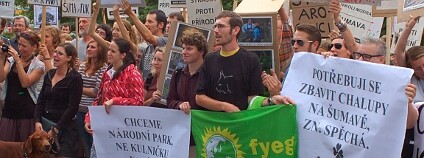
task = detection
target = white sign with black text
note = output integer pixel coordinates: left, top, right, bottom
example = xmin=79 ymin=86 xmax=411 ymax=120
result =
xmin=390 ymin=16 xmax=424 ymax=53
xmin=186 ymin=0 xmax=222 ymax=30
xmin=159 ymin=0 xmax=181 ymax=17
xmin=106 ymin=7 xmax=138 ymax=20
xmin=282 ymin=53 xmax=413 ymax=158
xmin=0 ymin=0 xmax=14 ymax=18
xmin=62 ymin=0 xmax=91 ymax=17
xmin=28 ymin=0 xmax=60 ymax=6
xmin=340 ymin=3 xmax=384 ymax=43
xmin=88 ymin=106 xmax=190 ymax=158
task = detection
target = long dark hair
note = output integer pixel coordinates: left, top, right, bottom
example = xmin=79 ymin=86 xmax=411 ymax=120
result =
xmin=111 ymin=37 xmax=135 ymax=80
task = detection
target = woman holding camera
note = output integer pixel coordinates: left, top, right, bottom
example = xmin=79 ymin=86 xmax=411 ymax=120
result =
xmin=0 ymin=31 xmax=45 ymax=141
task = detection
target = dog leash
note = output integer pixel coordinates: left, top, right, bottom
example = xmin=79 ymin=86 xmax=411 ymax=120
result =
xmin=22 ymin=141 xmax=29 ymax=158
xmin=50 ymin=126 xmax=61 ymax=154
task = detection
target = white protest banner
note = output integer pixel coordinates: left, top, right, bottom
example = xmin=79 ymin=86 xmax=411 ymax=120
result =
xmin=159 ymin=0 xmax=181 ymax=17
xmin=28 ymin=0 xmax=60 ymax=6
xmin=62 ymin=0 xmax=91 ymax=17
xmin=390 ymin=16 xmax=424 ymax=53
xmin=186 ymin=0 xmax=222 ymax=29
xmin=282 ymin=53 xmax=413 ymax=157
xmin=106 ymin=7 xmax=138 ymax=20
xmin=0 ymin=0 xmax=14 ymax=18
xmin=292 ymin=1 xmax=334 ymax=38
xmin=100 ymin=0 xmax=145 ymax=8
xmin=340 ymin=3 xmax=384 ymax=43
xmin=88 ymin=106 xmax=190 ymax=158
xmin=34 ymin=5 xmax=58 ymax=28
xmin=291 ymin=0 xmax=381 ymax=6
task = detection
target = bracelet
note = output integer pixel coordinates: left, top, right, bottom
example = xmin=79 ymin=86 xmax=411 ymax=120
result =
xmin=44 ymin=57 xmax=51 ymax=60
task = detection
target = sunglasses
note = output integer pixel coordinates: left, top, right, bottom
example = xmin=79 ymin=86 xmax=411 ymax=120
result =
xmin=290 ymin=39 xmax=314 ymax=46
xmin=328 ymin=43 xmax=343 ymax=50
xmin=352 ymin=52 xmax=382 ymax=61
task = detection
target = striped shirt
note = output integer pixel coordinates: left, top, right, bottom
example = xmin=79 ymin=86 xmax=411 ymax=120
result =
xmin=78 ymin=62 xmax=108 ymax=111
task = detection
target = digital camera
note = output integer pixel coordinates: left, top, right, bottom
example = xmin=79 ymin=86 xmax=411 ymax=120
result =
xmin=1 ymin=45 xmax=8 ymax=53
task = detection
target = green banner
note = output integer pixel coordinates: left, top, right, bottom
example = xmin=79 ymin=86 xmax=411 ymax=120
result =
xmin=192 ymin=105 xmax=297 ymax=158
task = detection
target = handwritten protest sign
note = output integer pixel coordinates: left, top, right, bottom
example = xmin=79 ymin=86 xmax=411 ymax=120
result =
xmin=88 ymin=106 xmax=190 ymax=158
xmin=62 ymin=0 xmax=91 ymax=17
xmin=282 ymin=53 xmax=413 ymax=157
xmin=340 ymin=3 xmax=383 ymax=43
xmin=291 ymin=0 xmax=381 ymax=6
xmin=158 ymin=0 xmax=180 ymax=17
xmin=186 ymin=0 xmax=222 ymax=29
xmin=99 ymin=0 xmax=145 ymax=8
xmin=0 ymin=0 xmax=14 ymax=18
xmin=28 ymin=0 xmax=60 ymax=6
xmin=34 ymin=5 xmax=58 ymax=28
xmin=292 ymin=1 xmax=334 ymax=38
xmin=390 ymin=16 xmax=424 ymax=53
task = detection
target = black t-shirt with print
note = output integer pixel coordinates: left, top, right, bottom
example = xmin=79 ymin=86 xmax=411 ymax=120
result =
xmin=196 ymin=48 xmax=264 ymax=110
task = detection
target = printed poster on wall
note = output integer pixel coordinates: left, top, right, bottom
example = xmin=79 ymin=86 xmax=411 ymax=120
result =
xmin=0 ymin=0 xmax=14 ymax=18
xmin=34 ymin=5 xmax=58 ymax=28
xmin=282 ymin=53 xmax=413 ymax=158
xmin=88 ymin=106 xmax=190 ymax=158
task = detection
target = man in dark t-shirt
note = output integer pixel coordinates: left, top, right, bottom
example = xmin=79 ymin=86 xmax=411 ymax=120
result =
xmin=196 ymin=11 xmax=267 ymax=112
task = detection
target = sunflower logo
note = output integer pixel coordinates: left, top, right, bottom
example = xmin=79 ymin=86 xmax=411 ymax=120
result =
xmin=201 ymin=126 xmax=245 ymax=158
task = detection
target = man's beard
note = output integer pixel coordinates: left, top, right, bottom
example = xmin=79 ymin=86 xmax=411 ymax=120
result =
xmin=79 ymin=29 xmax=87 ymax=36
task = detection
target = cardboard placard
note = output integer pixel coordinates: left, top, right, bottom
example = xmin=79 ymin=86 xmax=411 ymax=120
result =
xmin=61 ymin=0 xmax=91 ymax=17
xmin=186 ymin=0 xmax=222 ymax=30
xmin=99 ymin=0 xmax=145 ymax=8
xmin=291 ymin=0 xmax=382 ymax=6
xmin=234 ymin=0 xmax=285 ymax=15
xmin=292 ymin=1 xmax=334 ymax=38
xmin=106 ymin=7 xmax=138 ymax=20
xmin=397 ymin=0 xmax=424 ymax=22
xmin=158 ymin=0 xmax=181 ymax=16
xmin=28 ymin=0 xmax=60 ymax=6
xmin=0 ymin=0 xmax=14 ymax=18
xmin=371 ymin=0 xmax=397 ymax=17
xmin=34 ymin=5 xmax=58 ymax=28
xmin=157 ymin=21 xmax=215 ymax=105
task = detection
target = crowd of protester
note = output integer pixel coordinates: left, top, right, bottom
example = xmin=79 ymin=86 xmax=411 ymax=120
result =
xmin=0 ymin=0 xmax=421 ymax=157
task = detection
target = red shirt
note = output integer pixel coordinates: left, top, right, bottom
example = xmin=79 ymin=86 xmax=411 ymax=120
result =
xmin=85 ymin=64 xmax=144 ymax=123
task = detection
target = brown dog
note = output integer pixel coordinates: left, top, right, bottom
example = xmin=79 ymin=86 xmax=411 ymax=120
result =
xmin=0 ymin=130 xmax=52 ymax=158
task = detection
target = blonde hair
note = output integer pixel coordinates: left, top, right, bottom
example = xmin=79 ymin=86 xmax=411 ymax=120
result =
xmin=45 ymin=26 xmax=62 ymax=47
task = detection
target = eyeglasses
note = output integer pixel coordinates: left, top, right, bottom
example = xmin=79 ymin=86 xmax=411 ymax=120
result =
xmin=291 ymin=39 xmax=313 ymax=47
xmin=328 ymin=43 xmax=343 ymax=50
xmin=352 ymin=52 xmax=382 ymax=61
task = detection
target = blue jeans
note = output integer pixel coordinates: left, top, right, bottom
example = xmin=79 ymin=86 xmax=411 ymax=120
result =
xmin=76 ymin=112 xmax=93 ymax=158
